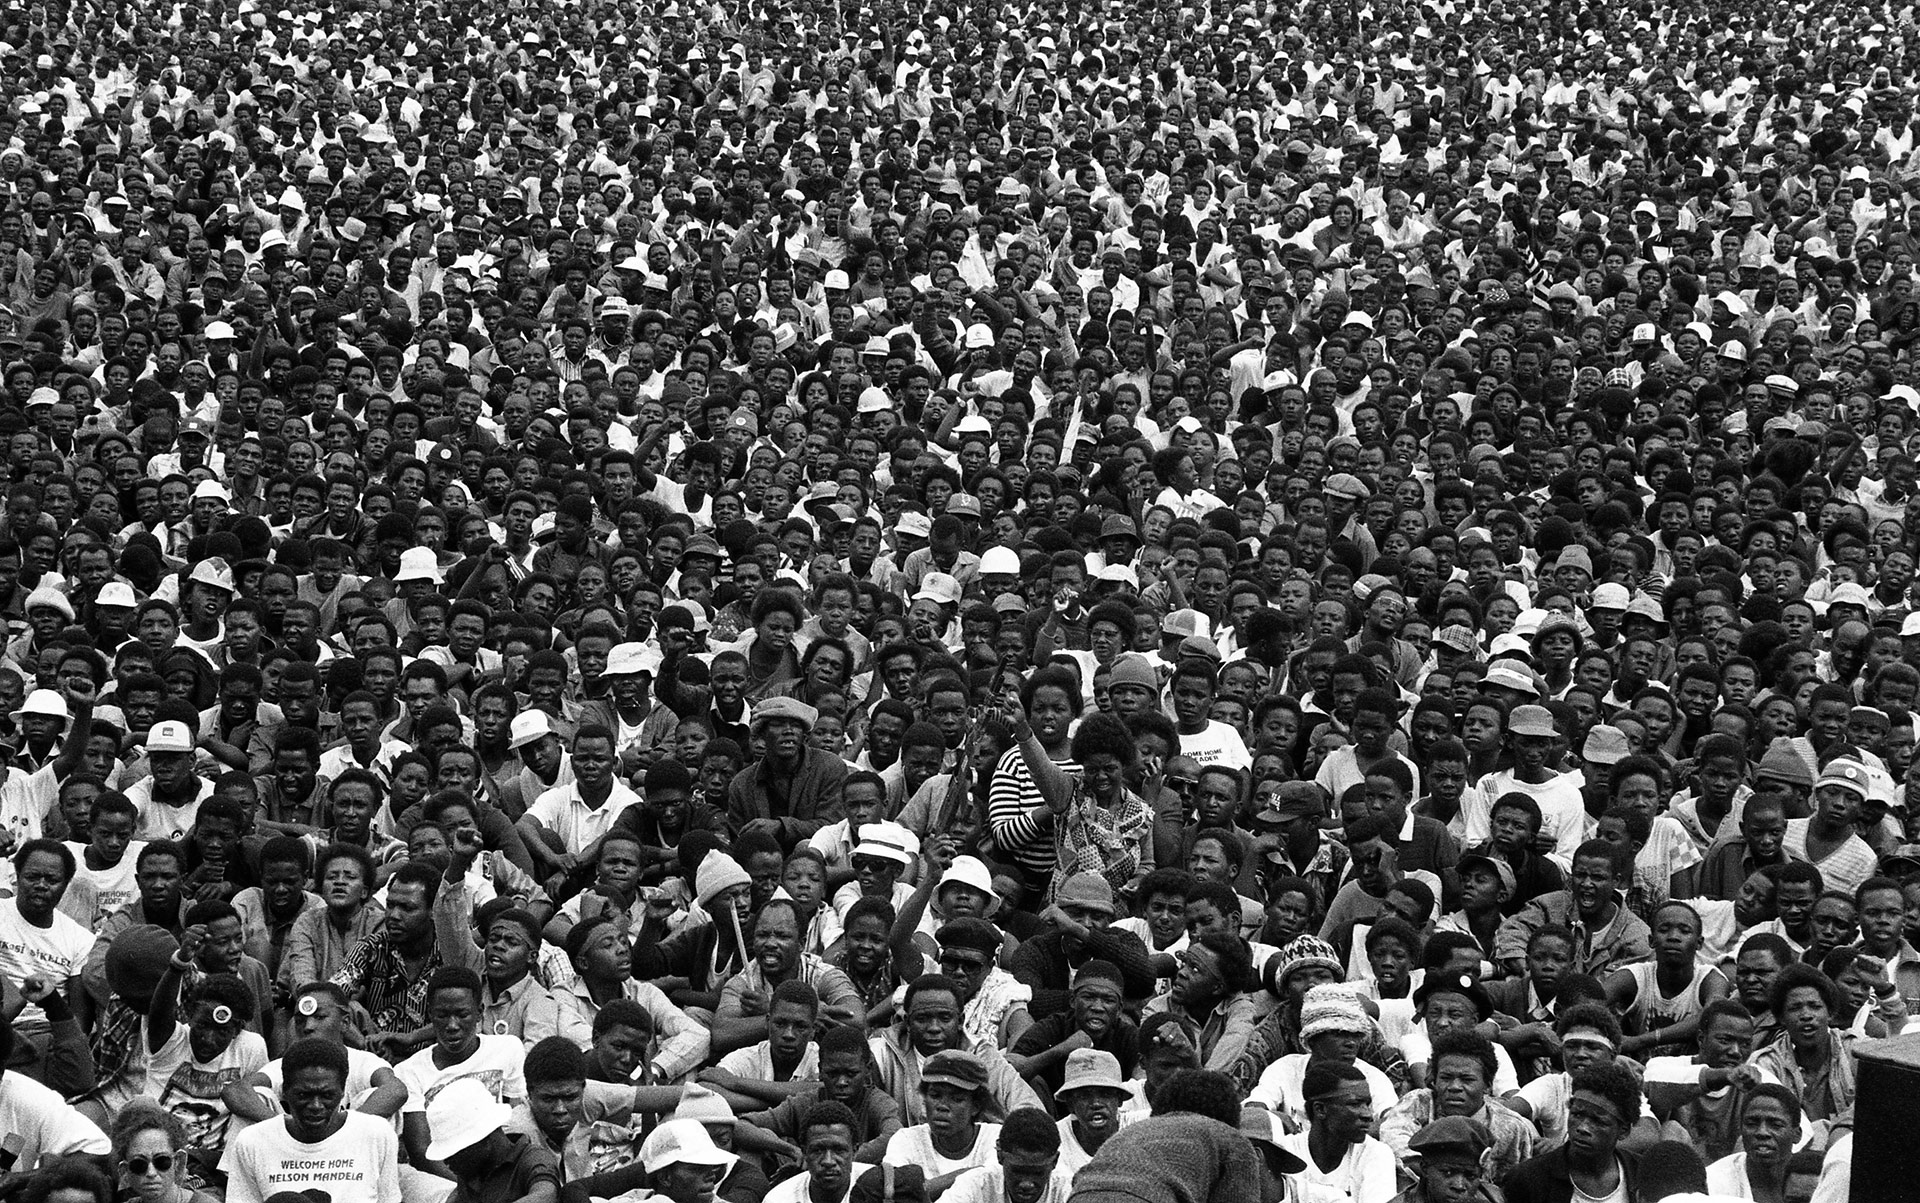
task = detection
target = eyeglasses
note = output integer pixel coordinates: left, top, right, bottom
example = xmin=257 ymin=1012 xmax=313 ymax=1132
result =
xmin=1165 ymin=777 xmax=1199 ymax=792
xmin=938 ymin=952 xmax=990 ymax=972
xmin=127 ymin=1155 xmax=175 ymax=1175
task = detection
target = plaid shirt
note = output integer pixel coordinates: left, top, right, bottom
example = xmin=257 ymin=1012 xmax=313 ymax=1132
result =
xmin=330 ymin=877 xmax=482 ymax=1033
xmin=80 ymin=996 xmax=145 ymax=1102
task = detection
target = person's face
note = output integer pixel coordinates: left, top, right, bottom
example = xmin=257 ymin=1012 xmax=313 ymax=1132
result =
xmin=1740 ymin=1094 xmax=1799 ymax=1166
xmin=922 ymin=1079 xmax=980 ymax=1140
xmin=1431 ymin=1052 xmax=1489 ymax=1118
xmin=764 ymin=990 xmax=817 ymax=1059
xmin=657 ymin=1158 xmax=727 ymax=1203
xmin=1000 ymin=1145 xmax=1060 ymax=1203
xmin=84 ymin=797 xmax=131 ymax=858
xmin=1413 ymin=1157 xmax=1482 ymax=1203
xmin=483 ymin=915 xmax=536 ymax=986
xmin=1064 ymin=1074 xmax=1128 ymax=1146
xmin=385 ymin=878 xmax=433 ymax=945
xmin=1860 ymin=886 xmax=1904 ymax=953
xmin=1759 ymin=869 xmax=1814 ymax=937
xmin=282 ymin=1064 xmax=348 ymax=1140
xmin=427 ymin=982 xmax=480 ymax=1054
xmin=1186 ymin=833 xmax=1237 ymax=884
xmin=906 ymin=987 xmax=962 ymax=1054
xmin=201 ymin=914 xmax=246 ymax=974
xmin=1810 ymin=897 xmax=1856 ymax=952
xmin=1814 ymin=783 xmax=1861 ymax=829
xmin=1172 ymin=942 xmax=1229 ymax=1009
xmin=527 ymin=1075 xmax=585 ymax=1143
xmin=753 ymin=904 xmax=801 ymax=977
xmin=802 ymin=1123 xmax=855 ymax=1201
xmin=593 ymin=1020 xmax=651 ymax=1081
xmin=1697 ymin=1008 xmax=1756 ymax=1069
xmin=1735 ymin=945 xmax=1785 ymax=1010
xmin=577 ymin=918 xmax=634 ymax=983
xmin=1564 ymin=1088 xmax=1625 ymax=1160
xmin=1313 ymin=1079 xmax=1375 ymax=1143
xmin=1783 ymin=984 xmax=1832 ymax=1048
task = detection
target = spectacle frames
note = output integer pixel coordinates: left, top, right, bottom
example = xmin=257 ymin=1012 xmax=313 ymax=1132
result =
xmin=1165 ymin=777 xmax=1199 ymax=792
xmin=938 ymin=953 xmax=990 ymax=972
xmin=127 ymin=1155 xmax=175 ymax=1175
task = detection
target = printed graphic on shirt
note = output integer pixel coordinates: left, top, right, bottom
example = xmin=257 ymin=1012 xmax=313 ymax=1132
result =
xmin=161 ymin=1062 xmax=248 ymax=1156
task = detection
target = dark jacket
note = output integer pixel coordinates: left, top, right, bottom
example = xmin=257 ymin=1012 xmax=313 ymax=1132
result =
xmin=1501 ymin=1144 xmax=1639 ymax=1203
xmin=725 ymin=746 xmax=848 ymax=849
xmin=1007 ymin=926 xmax=1156 ymax=1018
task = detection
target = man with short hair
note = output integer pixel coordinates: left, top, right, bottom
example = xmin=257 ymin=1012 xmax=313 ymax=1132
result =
xmin=221 ymin=1036 xmax=401 ymax=1203
xmin=943 ymin=1106 xmax=1072 ymax=1203
xmin=1502 ymin=1063 xmax=1644 ymax=1203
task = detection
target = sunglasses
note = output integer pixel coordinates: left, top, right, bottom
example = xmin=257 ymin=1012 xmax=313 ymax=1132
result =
xmin=1165 ymin=777 xmax=1200 ymax=792
xmin=127 ymin=1155 xmax=175 ymax=1175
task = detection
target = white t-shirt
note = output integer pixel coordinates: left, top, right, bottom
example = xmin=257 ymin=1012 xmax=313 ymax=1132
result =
xmin=395 ymin=1034 xmax=528 ymax=1113
xmin=1179 ymin=721 xmax=1252 ymax=771
xmin=763 ymin=1164 xmax=877 ymax=1203
xmin=0 ymin=1071 xmax=109 ymax=1169
xmin=145 ymin=1021 xmax=269 ymax=1158
xmin=1248 ymin=1054 xmax=1399 ymax=1126
xmin=1314 ymin=747 xmax=1421 ymax=807
xmin=718 ymin=1040 xmax=819 ymax=1082
xmin=59 ymin=840 xmax=145 ymax=927
xmin=220 ymin=1112 xmax=401 ymax=1203
xmin=1455 ymin=770 xmax=1591 ymax=870
xmin=127 ymin=775 xmax=216 ymax=841
xmin=1052 ymin=1118 xmax=1105 ymax=1180
xmin=0 ymin=764 xmax=59 ymax=893
xmin=0 ymin=899 xmax=93 ymax=1026
xmin=261 ymin=1048 xmax=396 ymax=1111
xmin=1516 ymin=1071 xmax=1616 ymax=1148
xmin=944 ymin=1166 xmax=1073 ymax=1203
xmin=1570 ymin=1166 xmax=1631 ymax=1203
xmin=882 ymin=1122 xmax=1002 ymax=1176
xmin=1277 ymin=1131 xmax=1398 ymax=1203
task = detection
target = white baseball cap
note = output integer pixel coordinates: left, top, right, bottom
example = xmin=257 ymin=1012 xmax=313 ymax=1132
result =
xmin=509 ymin=711 xmax=553 ymax=749
xmin=145 ymin=721 xmax=195 ymax=754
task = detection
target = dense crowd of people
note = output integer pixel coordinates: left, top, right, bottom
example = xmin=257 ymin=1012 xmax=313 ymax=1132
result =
xmin=2 ymin=0 xmax=1919 ymax=1199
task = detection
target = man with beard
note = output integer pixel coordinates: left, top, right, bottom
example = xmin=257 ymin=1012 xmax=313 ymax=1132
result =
xmin=711 ymin=897 xmax=865 ymax=1055
xmin=332 ymin=860 xmax=482 ymax=1059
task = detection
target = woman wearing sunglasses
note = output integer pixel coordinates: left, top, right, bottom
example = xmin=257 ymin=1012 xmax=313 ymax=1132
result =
xmin=111 ymin=1100 xmax=219 ymax=1203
